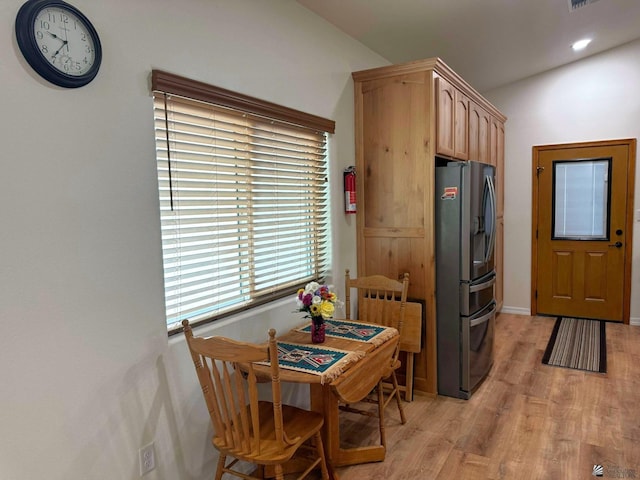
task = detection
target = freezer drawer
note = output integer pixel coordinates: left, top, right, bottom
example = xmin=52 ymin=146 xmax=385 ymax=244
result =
xmin=460 ymin=271 xmax=496 ymax=316
xmin=461 ymin=301 xmax=495 ymax=395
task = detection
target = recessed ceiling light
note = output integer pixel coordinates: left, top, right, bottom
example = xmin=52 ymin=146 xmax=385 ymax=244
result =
xmin=568 ymin=0 xmax=600 ymax=12
xmin=572 ymin=38 xmax=592 ymax=51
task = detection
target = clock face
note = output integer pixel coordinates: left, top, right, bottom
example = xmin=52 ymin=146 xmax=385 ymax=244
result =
xmin=32 ymin=6 xmax=97 ymax=77
xmin=15 ymin=0 xmax=102 ymax=88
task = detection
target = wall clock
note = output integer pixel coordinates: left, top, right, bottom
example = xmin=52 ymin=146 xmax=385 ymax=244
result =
xmin=15 ymin=0 xmax=102 ymax=88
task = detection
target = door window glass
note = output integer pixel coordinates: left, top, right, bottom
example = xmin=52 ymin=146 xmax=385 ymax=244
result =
xmin=553 ymin=159 xmax=611 ymax=240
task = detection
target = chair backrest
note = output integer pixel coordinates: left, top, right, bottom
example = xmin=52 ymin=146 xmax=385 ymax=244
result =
xmin=182 ymin=320 xmax=286 ymax=456
xmin=345 ymin=269 xmax=410 ymax=361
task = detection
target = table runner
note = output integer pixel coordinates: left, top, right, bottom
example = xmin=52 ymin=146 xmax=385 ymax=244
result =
xmin=264 ymin=342 xmax=364 ymax=384
xmin=296 ymin=319 xmax=398 ymax=346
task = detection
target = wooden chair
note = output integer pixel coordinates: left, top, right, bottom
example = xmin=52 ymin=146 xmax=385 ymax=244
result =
xmin=342 ymin=269 xmax=410 ymax=448
xmin=182 ymin=320 xmax=329 ymax=480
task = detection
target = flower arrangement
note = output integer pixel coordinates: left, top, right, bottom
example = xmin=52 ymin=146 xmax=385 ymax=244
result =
xmin=295 ymin=281 xmax=340 ymax=321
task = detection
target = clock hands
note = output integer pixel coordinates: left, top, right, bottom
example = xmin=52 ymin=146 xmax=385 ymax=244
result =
xmin=47 ymin=31 xmax=68 ymax=63
xmin=52 ymin=41 xmax=68 ymax=61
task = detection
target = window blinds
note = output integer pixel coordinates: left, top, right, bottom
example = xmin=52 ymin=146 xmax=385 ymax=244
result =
xmin=153 ymin=89 xmax=331 ymax=331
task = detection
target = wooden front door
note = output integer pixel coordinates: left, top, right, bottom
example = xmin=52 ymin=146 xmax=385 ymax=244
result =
xmin=532 ymin=139 xmax=636 ymax=323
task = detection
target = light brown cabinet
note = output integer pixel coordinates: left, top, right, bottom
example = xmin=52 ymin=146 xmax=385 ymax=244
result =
xmin=490 ymin=117 xmax=505 ymax=309
xmin=492 ymin=119 xmax=505 ymax=217
xmin=352 ymin=58 xmax=506 ymax=395
xmin=495 ymin=217 xmax=504 ymax=311
xmin=436 ymin=76 xmax=470 ymax=160
xmin=469 ymin=101 xmax=491 ymax=164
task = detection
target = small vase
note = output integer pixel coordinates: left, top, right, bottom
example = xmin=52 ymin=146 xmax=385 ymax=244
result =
xmin=311 ymin=316 xmax=325 ymax=344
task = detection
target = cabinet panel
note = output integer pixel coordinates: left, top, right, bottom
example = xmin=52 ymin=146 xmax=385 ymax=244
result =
xmin=469 ymin=104 xmax=480 ymax=161
xmin=454 ymin=90 xmax=469 ymax=160
xmin=436 ymin=77 xmax=455 ymax=157
xmin=489 ymin=118 xmax=498 ymax=168
xmin=437 ymin=76 xmax=469 ymax=160
xmin=490 ymin=118 xmax=505 ymax=217
xmin=361 ymin=73 xmax=429 ymax=230
xmin=495 ymin=217 xmax=504 ymax=311
xmin=469 ymin=102 xmax=490 ymax=163
xmin=362 ymin=235 xmax=426 ymax=300
xmin=362 ymin=233 xmax=434 ymax=396
xmin=496 ymin=122 xmax=505 ymax=217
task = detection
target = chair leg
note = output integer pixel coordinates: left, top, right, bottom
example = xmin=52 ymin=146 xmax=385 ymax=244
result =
xmin=314 ymin=431 xmax=330 ymax=480
xmin=377 ymin=379 xmax=387 ymax=448
xmin=391 ymin=372 xmax=407 ymax=424
xmin=214 ymin=453 xmax=226 ymax=480
xmin=274 ymin=463 xmax=284 ymax=480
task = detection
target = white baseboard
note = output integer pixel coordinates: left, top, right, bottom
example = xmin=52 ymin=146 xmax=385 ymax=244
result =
xmin=499 ymin=306 xmax=640 ymax=326
xmin=499 ymin=306 xmax=531 ymax=316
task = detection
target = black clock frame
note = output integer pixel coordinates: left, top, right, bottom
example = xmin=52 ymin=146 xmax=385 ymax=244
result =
xmin=15 ymin=0 xmax=102 ymax=88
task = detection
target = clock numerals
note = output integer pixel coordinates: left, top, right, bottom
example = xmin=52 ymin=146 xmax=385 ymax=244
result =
xmin=16 ymin=0 xmax=102 ymax=88
xmin=32 ymin=7 xmax=95 ymax=76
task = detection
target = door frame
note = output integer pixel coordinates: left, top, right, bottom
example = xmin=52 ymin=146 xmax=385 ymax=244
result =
xmin=531 ymin=138 xmax=636 ymax=324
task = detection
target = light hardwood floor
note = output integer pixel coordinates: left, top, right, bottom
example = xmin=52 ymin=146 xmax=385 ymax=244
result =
xmin=326 ymin=313 xmax=640 ymax=480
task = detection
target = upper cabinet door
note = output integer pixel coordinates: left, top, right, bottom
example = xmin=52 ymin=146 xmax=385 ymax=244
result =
xmin=469 ymin=102 xmax=490 ymax=164
xmin=436 ymin=76 xmax=455 ymax=158
xmin=436 ymin=76 xmax=469 ymax=160
xmin=489 ymin=118 xmax=505 ymax=217
xmin=360 ymin=73 xmax=429 ymax=230
xmin=496 ymin=120 xmax=505 ymax=217
xmin=453 ymin=90 xmax=469 ymax=160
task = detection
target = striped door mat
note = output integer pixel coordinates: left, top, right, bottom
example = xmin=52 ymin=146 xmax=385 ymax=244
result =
xmin=542 ymin=317 xmax=607 ymax=373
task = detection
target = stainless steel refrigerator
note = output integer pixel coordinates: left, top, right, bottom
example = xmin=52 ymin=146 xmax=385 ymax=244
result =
xmin=435 ymin=159 xmax=497 ymax=399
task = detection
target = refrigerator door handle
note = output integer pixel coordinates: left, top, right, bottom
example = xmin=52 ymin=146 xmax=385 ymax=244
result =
xmin=469 ymin=303 xmax=497 ymax=327
xmin=469 ymin=274 xmax=496 ymax=293
xmin=485 ymin=174 xmax=497 ymax=264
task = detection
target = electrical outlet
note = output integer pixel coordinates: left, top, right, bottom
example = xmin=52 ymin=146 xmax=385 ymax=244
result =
xmin=139 ymin=442 xmax=156 ymax=476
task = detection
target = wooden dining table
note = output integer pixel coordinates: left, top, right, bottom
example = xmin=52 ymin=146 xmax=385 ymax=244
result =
xmin=269 ymin=320 xmax=400 ymax=478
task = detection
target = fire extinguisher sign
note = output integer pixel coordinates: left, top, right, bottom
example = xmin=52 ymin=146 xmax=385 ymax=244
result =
xmin=344 ymin=166 xmax=357 ymax=214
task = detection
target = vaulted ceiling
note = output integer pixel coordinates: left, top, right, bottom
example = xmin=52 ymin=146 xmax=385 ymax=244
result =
xmin=297 ymin=0 xmax=640 ymax=92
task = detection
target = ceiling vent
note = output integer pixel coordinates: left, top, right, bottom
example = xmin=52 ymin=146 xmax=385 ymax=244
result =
xmin=568 ymin=0 xmax=601 ymax=11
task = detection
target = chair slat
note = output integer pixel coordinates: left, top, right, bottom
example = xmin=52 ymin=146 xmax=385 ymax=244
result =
xmin=221 ymin=361 xmax=239 ymax=449
xmin=234 ymin=363 xmax=252 ymax=453
xmin=202 ymin=357 xmax=227 ymax=443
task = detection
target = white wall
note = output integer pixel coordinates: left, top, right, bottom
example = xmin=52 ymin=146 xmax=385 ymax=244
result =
xmin=484 ymin=38 xmax=640 ymax=324
xmin=0 ymin=1 xmax=388 ymax=479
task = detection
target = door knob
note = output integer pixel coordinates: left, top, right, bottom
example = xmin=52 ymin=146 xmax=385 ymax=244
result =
xmin=608 ymin=241 xmax=623 ymax=248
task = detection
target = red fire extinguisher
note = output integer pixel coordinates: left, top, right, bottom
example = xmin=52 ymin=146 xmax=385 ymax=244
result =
xmin=344 ymin=166 xmax=356 ymax=214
